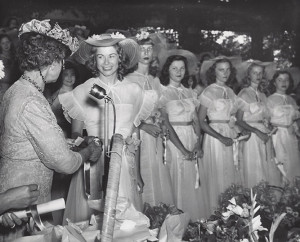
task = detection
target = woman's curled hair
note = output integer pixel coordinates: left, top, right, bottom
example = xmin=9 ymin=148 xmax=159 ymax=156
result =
xmin=85 ymin=44 xmax=129 ymax=81
xmin=18 ymin=32 xmax=69 ymax=72
xmin=206 ymin=58 xmax=237 ymax=88
xmin=159 ymin=55 xmax=190 ymax=87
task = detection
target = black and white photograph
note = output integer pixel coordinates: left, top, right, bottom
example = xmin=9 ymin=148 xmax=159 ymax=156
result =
xmin=0 ymin=0 xmax=300 ymax=241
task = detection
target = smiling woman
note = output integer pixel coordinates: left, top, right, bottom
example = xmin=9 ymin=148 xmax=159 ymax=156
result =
xmin=59 ymin=32 xmax=147 ymax=223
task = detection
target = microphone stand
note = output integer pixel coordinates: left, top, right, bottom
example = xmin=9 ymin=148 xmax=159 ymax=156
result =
xmin=103 ymin=97 xmax=109 ymax=197
xmin=90 ymin=84 xmax=116 ymax=198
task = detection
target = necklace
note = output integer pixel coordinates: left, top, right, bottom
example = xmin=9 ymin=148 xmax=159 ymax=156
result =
xmin=22 ymin=74 xmax=43 ymax=93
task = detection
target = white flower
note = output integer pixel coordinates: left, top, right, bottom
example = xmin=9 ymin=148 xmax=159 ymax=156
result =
xmin=89 ymin=34 xmax=103 ymax=40
xmin=110 ymin=32 xmax=125 ymax=39
xmin=0 ymin=60 xmax=5 ymax=79
xmin=136 ymin=30 xmax=150 ymax=41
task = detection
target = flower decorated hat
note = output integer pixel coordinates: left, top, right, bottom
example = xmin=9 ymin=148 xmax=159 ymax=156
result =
xmin=73 ymin=32 xmax=140 ymax=69
xmin=132 ymin=28 xmax=171 ymax=60
xmin=18 ymin=19 xmax=79 ymax=57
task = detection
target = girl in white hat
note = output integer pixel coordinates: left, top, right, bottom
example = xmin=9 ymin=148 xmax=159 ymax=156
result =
xmin=60 ymin=32 xmax=145 ymax=223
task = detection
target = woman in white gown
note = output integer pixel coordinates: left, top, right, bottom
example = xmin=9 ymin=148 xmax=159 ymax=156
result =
xmin=60 ymin=33 xmax=147 ymax=223
xmin=126 ymin=31 xmax=175 ymax=207
xmin=267 ymin=70 xmax=300 ymax=185
xmin=159 ymin=54 xmax=207 ymax=221
xmin=198 ymin=57 xmax=248 ymax=215
xmin=235 ymin=62 xmax=279 ymax=188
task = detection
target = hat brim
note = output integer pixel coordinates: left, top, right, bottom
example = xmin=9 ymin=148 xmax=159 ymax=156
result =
xmin=158 ymin=49 xmax=199 ymax=76
xmin=200 ymin=56 xmax=242 ymax=83
xmin=72 ymin=38 xmax=139 ymax=69
xmin=84 ymin=38 xmax=124 ymax=47
xmin=235 ymin=60 xmax=277 ymax=83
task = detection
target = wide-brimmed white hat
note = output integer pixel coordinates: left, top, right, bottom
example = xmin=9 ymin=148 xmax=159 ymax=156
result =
xmin=73 ymin=33 xmax=139 ymax=69
xmin=200 ymin=55 xmax=242 ymax=82
xmin=235 ymin=59 xmax=277 ymax=84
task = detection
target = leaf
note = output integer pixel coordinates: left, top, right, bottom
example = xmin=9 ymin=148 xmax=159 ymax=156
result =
xmin=269 ymin=212 xmax=287 ymax=242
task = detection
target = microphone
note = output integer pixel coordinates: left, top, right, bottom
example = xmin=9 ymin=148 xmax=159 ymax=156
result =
xmin=89 ymin=84 xmax=111 ymax=101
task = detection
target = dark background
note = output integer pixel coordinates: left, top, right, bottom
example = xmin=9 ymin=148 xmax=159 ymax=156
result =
xmin=1 ymin=0 xmax=299 ymax=65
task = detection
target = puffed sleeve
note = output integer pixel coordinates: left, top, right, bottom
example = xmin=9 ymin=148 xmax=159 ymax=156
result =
xmin=134 ymin=89 xmax=158 ymax=126
xmin=198 ymin=88 xmax=213 ymax=108
xmin=20 ymin=98 xmax=82 ymax=174
xmin=59 ymin=83 xmax=89 ymax=123
xmin=289 ymin=96 xmax=300 ymax=120
xmin=232 ymin=92 xmax=249 ymax=113
xmin=129 ymin=83 xmax=146 ymax=127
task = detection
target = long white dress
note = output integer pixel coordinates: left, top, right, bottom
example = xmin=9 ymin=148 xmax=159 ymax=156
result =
xmin=159 ymin=84 xmax=208 ymax=221
xmin=199 ymin=83 xmax=247 ymax=215
xmin=126 ymin=71 xmax=175 ymax=207
xmin=238 ymin=87 xmax=278 ymax=188
xmin=267 ymin=93 xmax=300 ymax=184
xmin=59 ymin=77 xmax=148 ymax=223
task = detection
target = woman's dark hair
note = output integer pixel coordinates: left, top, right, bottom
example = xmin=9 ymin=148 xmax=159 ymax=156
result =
xmin=85 ymin=43 xmax=128 ymax=81
xmin=18 ymin=32 xmax=69 ymax=72
xmin=137 ymin=38 xmax=154 ymax=46
xmin=206 ymin=58 xmax=238 ymax=89
xmin=45 ymin=61 xmax=80 ymax=99
xmin=127 ymin=42 xmax=158 ymax=77
xmin=0 ymin=34 xmax=15 ymax=55
xmin=269 ymin=70 xmax=294 ymax=95
xmin=159 ymin=55 xmax=190 ymax=87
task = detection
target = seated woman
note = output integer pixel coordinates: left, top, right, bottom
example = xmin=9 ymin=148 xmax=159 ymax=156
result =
xmin=0 ymin=19 xmax=101 ymax=241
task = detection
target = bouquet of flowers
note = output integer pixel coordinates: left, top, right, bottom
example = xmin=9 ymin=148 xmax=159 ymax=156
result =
xmin=143 ymin=202 xmax=183 ymax=229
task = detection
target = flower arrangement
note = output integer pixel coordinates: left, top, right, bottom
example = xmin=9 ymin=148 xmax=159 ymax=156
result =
xmin=89 ymin=32 xmax=126 ymax=41
xmin=136 ymin=30 xmax=150 ymax=41
xmin=0 ymin=60 xmax=5 ymax=80
xmin=18 ymin=19 xmax=79 ymax=53
xmin=128 ymin=26 xmax=180 ymax=46
xmin=110 ymin=32 xmax=126 ymax=39
xmin=182 ymin=179 xmax=300 ymax=241
xmin=143 ymin=202 xmax=183 ymax=229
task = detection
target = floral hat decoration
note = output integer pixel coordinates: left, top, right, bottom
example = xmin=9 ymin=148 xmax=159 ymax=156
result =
xmin=18 ymin=19 xmax=79 ymax=56
xmin=73 ymin=32 xmax=140 ymax=69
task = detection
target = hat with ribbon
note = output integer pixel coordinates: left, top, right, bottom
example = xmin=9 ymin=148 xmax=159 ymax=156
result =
xmin=235 ymin=59 xmax=277 ymax=84
xmin=18 ymin=19 xmax=79 ymax=57
xmin=158 ymin=48 xmax=199 ymax=76
xmin=73 ymin=32 xmax=140 ymax=69
xmin=200 ymin=55 xmax=243 ymax=82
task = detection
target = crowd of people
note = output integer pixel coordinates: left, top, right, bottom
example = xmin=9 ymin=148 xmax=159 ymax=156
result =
xmin=0 ymin=17 xmax=299 ymax=241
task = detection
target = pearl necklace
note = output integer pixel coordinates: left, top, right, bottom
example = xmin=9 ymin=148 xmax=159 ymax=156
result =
xmin=22 ymin=74 xmax=43 ymax=93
